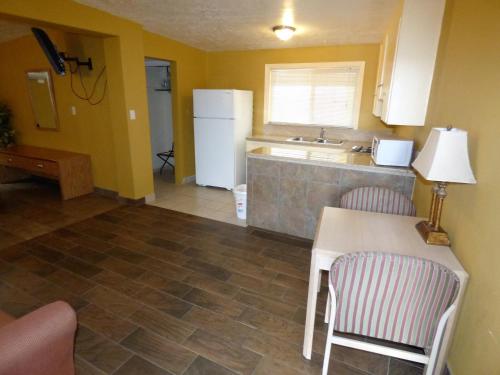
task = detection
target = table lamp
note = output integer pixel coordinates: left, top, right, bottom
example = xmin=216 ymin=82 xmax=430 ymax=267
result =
xmin=412 ymin=127 xmax=476 ymax=246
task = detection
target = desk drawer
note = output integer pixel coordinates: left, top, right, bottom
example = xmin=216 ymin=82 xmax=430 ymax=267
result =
xmin=0 ymin=154 xmax=59 ymax=177
xmin=28 ymin=159 xmax=59 ymax=176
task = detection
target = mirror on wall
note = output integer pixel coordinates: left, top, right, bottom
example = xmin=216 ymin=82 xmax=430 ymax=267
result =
xmin=26 ymin=70 xmax=59 ymax=130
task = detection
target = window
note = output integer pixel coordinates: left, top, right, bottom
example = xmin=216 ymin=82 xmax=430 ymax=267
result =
xmin=264 ymin=62 xmax=365 ymax=128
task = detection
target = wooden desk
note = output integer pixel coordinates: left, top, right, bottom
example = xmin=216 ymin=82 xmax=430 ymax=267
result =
xmin=0 ymin=145 xmax=93 ymax=200
xmin=303 ymin=207 xmax=468 ymax=375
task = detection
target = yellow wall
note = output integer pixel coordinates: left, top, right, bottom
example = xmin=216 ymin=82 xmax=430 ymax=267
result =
xmin=0 ymin=0 xmax=154 ymax=199
xmin=206 ymin=44 xmax=385 ymax=134
xmin=395 ymin=0 xmax=500 ymax=373
xmin=143 ymin=31 xmax=207 ymax=183
xmin=0 ymin=31 xmax=118 ymax=191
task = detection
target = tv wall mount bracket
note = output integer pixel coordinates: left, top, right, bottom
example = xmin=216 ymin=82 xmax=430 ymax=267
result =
xmin=59 ymin=52 xmax=93 ymax=71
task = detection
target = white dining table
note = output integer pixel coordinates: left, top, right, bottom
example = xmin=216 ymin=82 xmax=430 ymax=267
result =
xmin=302 ymin=207 xmax=468 ymax=375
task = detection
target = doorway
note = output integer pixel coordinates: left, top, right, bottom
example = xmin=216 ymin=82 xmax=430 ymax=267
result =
xmin=145 ymin=58 xmax=175 ymax=197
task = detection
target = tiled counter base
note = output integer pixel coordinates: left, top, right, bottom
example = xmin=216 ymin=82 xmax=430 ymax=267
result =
xmin=247 ymin=150 xmax=415 ymax=239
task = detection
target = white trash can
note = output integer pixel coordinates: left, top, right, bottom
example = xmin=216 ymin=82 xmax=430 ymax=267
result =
xmin=233 ymin=184 xmax=247 ymax=220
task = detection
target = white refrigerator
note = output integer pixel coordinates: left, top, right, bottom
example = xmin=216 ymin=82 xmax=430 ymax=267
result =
xmin=193 ymin=89 xmax=253 ymax=190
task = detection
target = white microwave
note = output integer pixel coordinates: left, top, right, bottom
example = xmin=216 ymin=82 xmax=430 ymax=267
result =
xmin=371 ymin=137 xmax=414 ymax=167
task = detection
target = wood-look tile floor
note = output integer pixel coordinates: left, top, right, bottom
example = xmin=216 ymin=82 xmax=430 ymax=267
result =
xmin=0 ymin=202 xmax=425 ymax=375
xmin=0 ymin=179 xmax=121 ymax=250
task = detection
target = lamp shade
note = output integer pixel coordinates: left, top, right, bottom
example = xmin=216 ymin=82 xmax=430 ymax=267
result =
xmin=412 ymin=127 xmax=476 ymax=183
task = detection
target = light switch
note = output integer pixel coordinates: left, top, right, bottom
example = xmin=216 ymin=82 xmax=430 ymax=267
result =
xmin=129 ymin=109 xmax=136 ymax=120
xmin=70 ymin=106 xmax=76 ymax=115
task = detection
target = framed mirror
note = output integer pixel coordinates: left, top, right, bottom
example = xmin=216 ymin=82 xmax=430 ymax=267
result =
xmin=26 ymin=70 xmax=59 ymax=130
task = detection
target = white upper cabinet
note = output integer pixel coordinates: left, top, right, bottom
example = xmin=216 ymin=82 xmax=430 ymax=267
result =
xmin=373 ymin=0 xmax=446 ymax=126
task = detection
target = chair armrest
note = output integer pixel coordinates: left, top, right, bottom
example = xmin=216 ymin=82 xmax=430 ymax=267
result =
xmin=0 ymin=301 xmax=77 ymax=375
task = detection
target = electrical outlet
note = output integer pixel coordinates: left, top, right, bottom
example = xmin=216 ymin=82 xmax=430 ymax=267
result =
xmin=129 ymin=109 xmax=136 ymax=120
xmin=70 ymin=106 xmax=76 ymax=115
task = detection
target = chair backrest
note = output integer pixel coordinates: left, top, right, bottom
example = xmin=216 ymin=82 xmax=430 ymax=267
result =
xmin=340 ymin=187 xmax=416 ymax=216
xmin=330 ymin=252 xmax=459 ymax=350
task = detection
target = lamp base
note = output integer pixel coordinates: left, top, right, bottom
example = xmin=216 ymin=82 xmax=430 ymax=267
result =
xmin=416 ymin=220 xmax=450 ymax=246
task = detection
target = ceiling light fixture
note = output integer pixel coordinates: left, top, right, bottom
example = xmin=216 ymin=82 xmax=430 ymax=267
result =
xmin=272 ymin=25 xmax=296 ymax=41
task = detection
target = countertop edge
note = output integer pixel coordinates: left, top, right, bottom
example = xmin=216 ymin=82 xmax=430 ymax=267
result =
xmin=247 ymin=150 xmax=416 ymax=177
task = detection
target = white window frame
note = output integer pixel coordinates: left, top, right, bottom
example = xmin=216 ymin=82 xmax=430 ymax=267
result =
xmin=264 ymin=61 xmax=365 ymax=129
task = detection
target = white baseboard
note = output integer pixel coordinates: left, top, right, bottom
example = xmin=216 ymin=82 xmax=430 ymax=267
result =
xmin=182 ymin=175 xmax=195 ymax=184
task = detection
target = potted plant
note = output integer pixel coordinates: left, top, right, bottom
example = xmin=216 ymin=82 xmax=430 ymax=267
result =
xmin=0 ymin=103 xmax=15 ymax=148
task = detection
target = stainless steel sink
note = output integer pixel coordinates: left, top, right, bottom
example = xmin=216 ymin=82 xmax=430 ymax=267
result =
xmin=286 ymin=136 xmax=344 ymax=146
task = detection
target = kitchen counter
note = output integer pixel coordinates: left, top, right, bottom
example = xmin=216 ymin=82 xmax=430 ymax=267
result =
xmin=248 ymin=146 xmax=415 ymax=177
xmin=246 ymin=146 xmax=416 ymax=239
xmin=246 ymin=134 xmax=370 ymax=151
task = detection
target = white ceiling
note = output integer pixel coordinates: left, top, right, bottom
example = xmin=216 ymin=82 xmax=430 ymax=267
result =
xmin=0 ymin=20 xmax=31 ymax=43
xmin=75 ymin=0 xmax=399 ymax=51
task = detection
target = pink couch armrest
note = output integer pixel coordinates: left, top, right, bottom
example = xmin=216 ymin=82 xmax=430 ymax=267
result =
xmin=0 ymin=301 xmax=77 ymax=375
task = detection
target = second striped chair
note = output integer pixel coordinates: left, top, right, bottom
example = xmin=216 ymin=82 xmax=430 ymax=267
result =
xmin=340 ymin=186 xmax=416 ymax=216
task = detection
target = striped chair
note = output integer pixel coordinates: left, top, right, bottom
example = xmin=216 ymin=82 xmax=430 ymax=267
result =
xmin=323 ymin=252 xmax=460 ymax=375
xmin=340 ymin=187 xmax=416 ymax=216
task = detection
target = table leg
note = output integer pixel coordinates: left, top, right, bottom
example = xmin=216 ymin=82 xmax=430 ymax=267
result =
xmin=303 ymin=254 xmax=320 ymax=359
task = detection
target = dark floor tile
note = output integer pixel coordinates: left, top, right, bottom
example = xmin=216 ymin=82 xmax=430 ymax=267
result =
xmin=272 ymin=273 xmax=309 ymax=292
xmin=242 ymin=332 xmax=323 ymax=375
xmin=388 ymin=358 xmax=424 ymax=375
xmin=76 ymin=325 xmax=133 ymax=373
xmin=63 ymin=245 xmax=108 ymax=264
xmin=252 ymin=357 xmax=304 ymax=375
xmin=237 ymin=307 xmax=304 ymax=345
xmin=219 ymin=238 xmax=263 ymax=253
xmin=46 ymin=269 xmax=95 ymax=294
xmin=57 ymin=256 xmax=103 ymax=278
xmin=139 ymin=257 xmax=192 ymax=280
xmin=235 ymin=290 xmax=297 ymax=320
xmin=27 ymin=243 xmax=66 ymax=263
xmin=92 ymin=269 xmax=147 ymax=296
xmin=183 ymin=273 xmax=239 ymax=298
xmin=147 ymin=237 xmax=185 ymax=252
xmin=129 ymin=306 xmax=196 ymax=343
xmin=332 ymin=345 xmax=389 ymax=375
xmin=261 ymin=248 xmax=309 ymax=269
xmin=121 ymin=328 xmax=196 ymax=374
xmin=71 ymin=234 xmax=115 ymax=253
xmin=183 ymin=259 xmax=232 ymax=281
xmin=292 ymin=307 xmax=327 ymax=333
xmin=223 ymin=258 xmax=276 ymax=282
xmin=184 ymin=329 xmax=262 ymax=375
xmin=97 ymin=257 xmax=146 ymax=279
xmin=78 ymin=304 xmax=138 ymax=342
xmin=0 ymin=244 xmax=28 ymax=262
xmin=141 ymin=245 xmax=191 ymax=265
xmin=75 ymin=355 xmax=107 ymax=375
xmin=106 ymin=246 xmax=149 ymax=264
xmin=38 ymin=233 xmax=78 ymax=251
xmin=14 ymin=254 xmax=57 ymax=277
xmin=183 ymin=247 xmax=228 ymax=266
xmin=0 ymin=265 xmax=49 ymax=294
xmin=324 ymin=359 xmax=374 ymax=375
xmin=250 ymin=229 xmax=312 ymax=249
xmin=83 ymin=285 xmax=141 ymax=317
xmin=183 ymin=356 xmax=237 ymax=375
xmin=140 ymin=287 xmax=193 ymax=318
xmin=0 ymin=281 xmax=40 ymax=317
xmin=229 ymin=272 xmax=286 ymax=299
xmin=183 ymin=288 xmax=245 ymax=318
xmin=114 ymin=356 xmax=173 ymax=375
xmin=264 ymin=258 xmax=309 ymax=280
xmin=32 ymin=282 xmax=88 ymax=311
xmin=136 ymin=272 xmax=192 ymax=298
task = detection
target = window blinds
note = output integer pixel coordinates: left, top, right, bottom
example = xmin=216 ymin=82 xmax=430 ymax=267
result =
xmin=267 ymin=63 xmax=364 ymax=128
